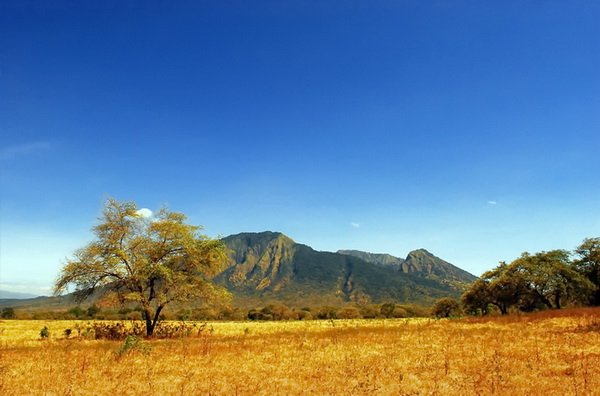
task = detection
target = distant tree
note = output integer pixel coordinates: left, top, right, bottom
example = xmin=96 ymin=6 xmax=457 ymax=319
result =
xmin=463 ymin=250 xmax=596 ymax=316
xmin=87 ymin=304 xmax=100 ymax=317
xmin=297 ymin=310 xmax=312 ymax=320
xmin=461 ymin=279 xmax=491 ymax=315
xmin=380 ymin=302 xmax=396 ymax=318
xmin=68 ymin=306 xmax=84 ymax=318
xmin=54 ymin=198 xmax=228 ymax=337
xmin=358 ymin=304 xmax=379 ymax=319
xmin=247 ymin=309 xmax=262 ymax=321
xmin=481 ymin=262 xmax=529 ymax=315
xmin=336 ymin=306 xmax=361 ymax=319
xmin=431 ymin=297 xmax=460 ymax=318
xmin=574 ymin=237 xmax=600 ymax=305
xmin=511 ymin=251 xmax=594 ymax=309
xmin=1 ymin=307 xmax=16 ymax=319
xmin=391 ymin=306 xmax=408 ymax=318
xmin=316 ymin=306 xmax=339 ymax=319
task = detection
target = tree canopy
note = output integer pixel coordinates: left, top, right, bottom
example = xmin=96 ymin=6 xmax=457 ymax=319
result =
xmin=462 ymin=248 xmax=596 ymax=315
xmin=55 ymin=199 xmax=228 ymax=336
xmin=574 ymin=237 xmax=600 ymax=305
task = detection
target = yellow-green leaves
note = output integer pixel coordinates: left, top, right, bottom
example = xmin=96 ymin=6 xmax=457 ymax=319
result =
xmin=54 ymin=198 xmax=228 ymax=336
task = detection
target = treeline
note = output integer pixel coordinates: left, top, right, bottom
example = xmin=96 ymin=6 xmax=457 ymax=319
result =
xmin=433 ymin=237 xmax=599 ymax=317
xmin=3 ymin=302 xmax=431 ymax=321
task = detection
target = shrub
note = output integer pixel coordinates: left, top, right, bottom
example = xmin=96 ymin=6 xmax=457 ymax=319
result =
xmin=68 ymin=306 xmax=85 ymax=319
xmin=1 ymin=307 xmax=16 ymax=319
xmin=336 ymin=307 xmax=361 ymax=319
xmin=431 ymin=298 xmax=461 ymax=318
xmin=87 ymin=304 xmax=100 ymax=317
xmin=116 ymin=335 xmax=151 ymax=357
xmin=39 ymin=326 xmax=50 ymax=339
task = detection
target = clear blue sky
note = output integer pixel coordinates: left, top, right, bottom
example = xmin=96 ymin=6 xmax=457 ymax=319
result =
xmin=1 ymin=1 xmax=599 ymax=295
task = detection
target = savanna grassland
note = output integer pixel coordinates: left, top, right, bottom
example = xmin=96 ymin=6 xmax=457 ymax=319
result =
xmin=1 ymin=308 xmax=599 ymax=395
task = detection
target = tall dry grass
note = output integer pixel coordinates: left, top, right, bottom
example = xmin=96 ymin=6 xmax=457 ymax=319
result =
xmin=1 ymin=308 xmax=599 ymax=395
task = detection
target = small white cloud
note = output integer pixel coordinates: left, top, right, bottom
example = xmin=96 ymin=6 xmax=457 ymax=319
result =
xmin=351 ymin=222 xmax=360 ymax=228
xmin=0 ymin=141 xmax=53 ymax=160
xmin=488 ymin=200 xmax=497 ymax=205
xmin=136 ymin=208 xmax=153 ymax=218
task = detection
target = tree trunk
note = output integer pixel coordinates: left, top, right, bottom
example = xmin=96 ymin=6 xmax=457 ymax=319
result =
xmin=554 ymin=293 xmax=561 ymax=309
xmin=144 ymin=309 xmax=154 ymax=337
xmin=143 ymin=306 xmax=164 ymax=338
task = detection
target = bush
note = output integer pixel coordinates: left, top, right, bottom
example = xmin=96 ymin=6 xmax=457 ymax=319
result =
xmin=1 ymin=307 xmax=16 ymax=319
xmin=68 ymin=306 xmax=85 ymax=319
xmin=87 ymin=304 xmax=100 ymax=317
xmin=431 ymin=298 xmax=461 ymax=318
xmin=116 ymin=335 xmax=151 ymax=357
xmin=39 ymin=326 xmax=50 ymax=339
xmin=297 ymin=310 xmax=312 ymax=320
xmin=336 ymin=307 xmax=361 ymax=319
xmin=391 ymin=307 xmax=408 ymax=318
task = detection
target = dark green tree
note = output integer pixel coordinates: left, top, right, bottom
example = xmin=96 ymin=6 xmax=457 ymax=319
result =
xmin=461 ymin=279 xmax=491 ymax=315
xmin=431 ymin=297 xmax=460 ymax=318
xmin=511 ymin=251 xmax=594 ymax=309
xmin=68 ymin=306 xmax=84 ymax=318
xmin=574 ymin=237 xmax=600 ymax=305
xmin=1 ymin=307 xmax=16 ymax=319
xmin=87 ymin=304 xmax=100 ymax=317
xmin=481 ymin=262 xmax=529 ymax=315
xmin=380 ymin=302 xmax=396 ymax=318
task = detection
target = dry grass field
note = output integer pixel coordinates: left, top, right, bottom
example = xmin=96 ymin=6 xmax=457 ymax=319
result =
xmin=1 ymin=308 xmax=599 ymax=395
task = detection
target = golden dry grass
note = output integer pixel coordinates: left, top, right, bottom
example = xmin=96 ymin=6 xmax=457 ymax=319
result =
xmin=1 ymin=308 xmax=599 ymax=395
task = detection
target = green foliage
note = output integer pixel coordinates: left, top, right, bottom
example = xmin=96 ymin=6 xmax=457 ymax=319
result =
xmin=461 ymin=280 xmax=491 ymax=315
xmin=574 ymin=237 xmax=600 ymax=305
xmin=510 ymin=250 xmax=594 ymax=309
xmin=380 ymin=302 xmax=396 ymax=318
xmin=336 ymin=307 xmax=361 ymax=319
xmin=68 ymin=306 xmax=84 ymax=318
xmin=87 ymin=304 xmax=100 ymax=317
xmin=39 ymin=326 xmax=50 ymax=339
xmin=463 ymin=243 xmax=597 ymax=316
xmin=1 ymin=307 xmax=16 ymax=319
xmin=54 ymin=198 xmax=228 ymax=336
xmin=431 ymin=297 xmax=461 ymax=318
xmin=116 ymin=335 xmax=151 ymax=358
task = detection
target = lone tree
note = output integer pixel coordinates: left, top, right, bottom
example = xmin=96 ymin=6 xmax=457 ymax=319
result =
xmin=55 ymin=199 xmax=228 ymax=337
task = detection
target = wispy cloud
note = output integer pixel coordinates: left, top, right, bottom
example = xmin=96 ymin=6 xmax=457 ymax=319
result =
xmin=0 ymin=141 xmax=53 ymax=160
xmin=487 ymin=200 xmax=497 ymax=205
xmin=351 ymin=222 xmax=360 ymax=228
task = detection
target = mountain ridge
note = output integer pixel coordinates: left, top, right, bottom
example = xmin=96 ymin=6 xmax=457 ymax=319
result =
xmin=337 ymin=248 xmax=476 ymax=284
xmin=217 ymin=231 xmax=475 ymax=307
xmin=0 ymin=231 xmax=477 ymax=309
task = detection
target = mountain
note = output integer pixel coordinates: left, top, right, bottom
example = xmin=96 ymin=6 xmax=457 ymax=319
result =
xmin=337 ymin=248 xmax=477 ymax=284
xmin=0 ymin=231 xmax=477 ymax=310
xmin=217 ymin=232 xmax=473 ymax=307
xmin=336 ymin=250 xmax=405 ymax=270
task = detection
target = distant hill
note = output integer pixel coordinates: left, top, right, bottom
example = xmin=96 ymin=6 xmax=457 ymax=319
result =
xmin=337 ymin=248 xmax=477 ymax=284
xmin=0 ymin=231 xmax=477 ymax=310
xmin=0 ymin=290 xmax=39 ymax=299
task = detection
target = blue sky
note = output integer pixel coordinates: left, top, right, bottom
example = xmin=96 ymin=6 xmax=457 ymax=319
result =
xmin=1 ymin=1 xmax=599 ymax=295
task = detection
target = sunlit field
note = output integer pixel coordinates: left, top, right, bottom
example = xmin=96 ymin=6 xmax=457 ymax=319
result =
xmin=1 ymin=308 xmax=599 ymax=395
